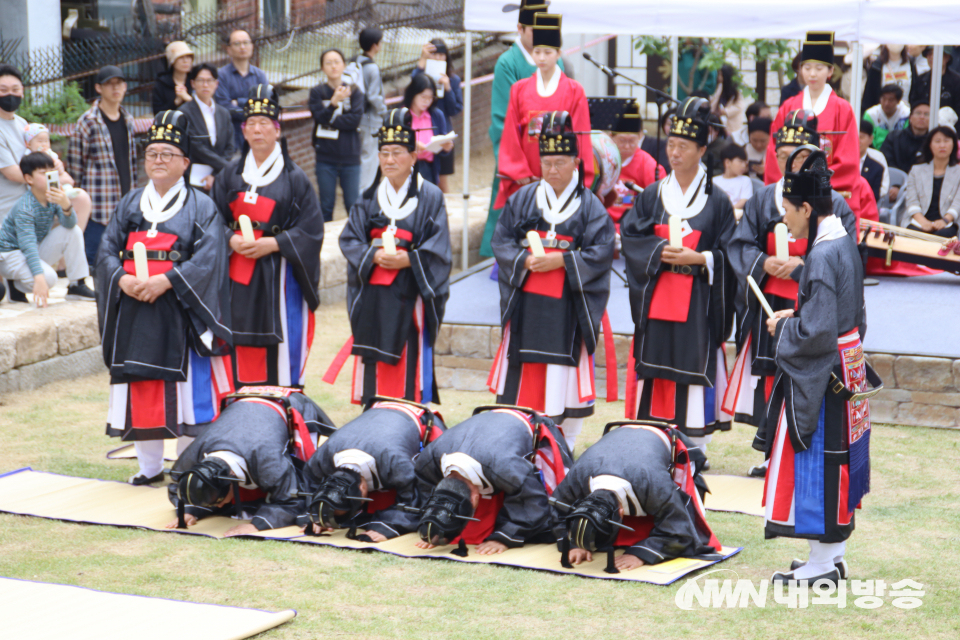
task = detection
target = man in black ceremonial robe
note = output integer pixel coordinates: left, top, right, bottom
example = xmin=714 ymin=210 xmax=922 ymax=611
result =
xmin=334 ymin=108 xmax=451 ymax=406
xmin=165 ymin=386 xmax=335 ymax=536
xmin=212 ymin=84 xmax=323 ymax=388
xmin=302 ymin=398 xmax=445 ymax=541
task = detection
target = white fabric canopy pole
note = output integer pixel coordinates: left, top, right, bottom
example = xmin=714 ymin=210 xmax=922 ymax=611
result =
xmin=930 ymin=45 xmax=943 ymax=128
xmin=670 ymin=36 xmax=679 ymax=100
xmin=850 ymin=42 xmax=863 ymax=124
xmin=461 ymin=32 xmax=473 ymax=271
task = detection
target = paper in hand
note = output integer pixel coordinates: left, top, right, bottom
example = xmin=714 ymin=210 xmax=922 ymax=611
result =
xmin=425 ymin=131 xmax=457 ymax=154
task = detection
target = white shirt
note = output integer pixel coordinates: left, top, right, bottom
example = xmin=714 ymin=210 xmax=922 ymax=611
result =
xmin=713 ymin=174 xmax=754 ymax=205
xmin=860 ymin=148 xmax=890 ymax=200
xmin=195 ymin=95 xmax=217 ymax=146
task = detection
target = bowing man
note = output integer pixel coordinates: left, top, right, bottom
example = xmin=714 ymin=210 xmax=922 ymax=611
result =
xmin=621 ymin=97 xmax=737 ymax=459
xmin=552 ymin=421 xmax=721 ymax=571
xmin=302 ymin=397 xmax=445 ymax=541
xmin=725 ymin=110 xmax=857 ymax=476
xmin=96 ymin=111 xmax=233 ymax=486
xmin=165 ymin=386 xmax=335 ymax=536
xmin=333 ymin=108 xmax=451 ymax=406
xmin=414 ymin=406 xmax=573 ymax=555
xmin=488 ymin=112 xmax=614 ymax=452
xmin=759 ymin=146 xmax=878 ymax=586
xmin=494 ymin=12 xmax=593 ymax=212
xmin=212 ymin=84 xmax=323 ymax=388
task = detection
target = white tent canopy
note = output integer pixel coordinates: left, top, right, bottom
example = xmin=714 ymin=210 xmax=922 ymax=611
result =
xmin=465 ymin=0 xmax=960 ymax=43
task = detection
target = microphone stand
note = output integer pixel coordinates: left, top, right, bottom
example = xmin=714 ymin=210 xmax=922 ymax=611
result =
xmin=583 ymin=53 xmax=678 ymax=180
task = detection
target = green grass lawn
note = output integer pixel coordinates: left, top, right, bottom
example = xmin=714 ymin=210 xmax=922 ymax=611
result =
xmin=1 ymin=305 xmax=958 ymax=639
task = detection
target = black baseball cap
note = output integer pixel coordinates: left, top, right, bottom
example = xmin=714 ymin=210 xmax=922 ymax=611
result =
xmin=95 ymin=66 xmax=125 ymax=84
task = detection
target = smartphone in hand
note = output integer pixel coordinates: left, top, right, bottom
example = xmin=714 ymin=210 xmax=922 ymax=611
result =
xmin=45 ymin=170 xmax=60 ymax=192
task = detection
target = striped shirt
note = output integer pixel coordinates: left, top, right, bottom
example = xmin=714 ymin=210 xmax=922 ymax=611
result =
xmin=0 ymin=189 xmax=76 ymax=277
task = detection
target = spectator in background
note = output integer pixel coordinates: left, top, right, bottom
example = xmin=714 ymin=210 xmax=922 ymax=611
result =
xmin=859 ymin=120 xmax=890 ymax=204
xmin=152 ymin=41 xmax=194 ymax=115
xmin=215 ymin=29 xmax=269 ymax=152
xmin=403 ymin=74 xmax=453 ymax=186
xmin=730 ymin=101 xmax=770 ymax=146
xmin=713 ymin=143 xmax=753 ymax=208
xmin=67 ymin=65 xmax=136 ymax=268
xmin=179 ymin=63 xmax=235 ymax=192
xmin=910 ymin=47 xmax=960 ymax=118
xmin=744 ymin=116 xmax=771 ymax=179
xmin=0 ymin=64 xmax=27 ymax=301
xmin=863 ymin=84 xmax=909 ymax=150
xmin=711 ymin=64 xmax=747 ymax=140
xmin=354 ymin=27 xmax=387 ymax=195
xmin=0 ymin=152 xmax=94 ymax=306
xmin=309 ymin=48 xmax=365 ymax=222
xmin=24 ymin=124 xmax=92 ymax=230
xmin=412 ymin=38 xmax=463 ymax=193
xmin=881 ymin=100 xmax=929 ymax=173
xmin=862 ymin=45 xmax=917 ymax=114
xmin=901 ymin=126 xmax=960 ymax=237
xmin=779 ymin=54 xmax=804 ymax=106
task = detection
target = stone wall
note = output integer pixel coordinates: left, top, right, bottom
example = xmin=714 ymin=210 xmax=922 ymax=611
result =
xmin=866 ymin=354 xmax=960 ymax=428
xmin=434 ymin=323 xmax=960 ymax=430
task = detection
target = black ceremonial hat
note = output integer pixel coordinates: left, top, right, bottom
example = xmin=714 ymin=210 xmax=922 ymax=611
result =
xmin=307 ymin=468 xmax=368 ymax=529
xmin=177 ymin=458 xmax=232 ymax=508
xmin=516 ymin=0 xmax=550 ymax=27
xmin=566 ymin=490 xmax=621 ymax=552
xmin=244 ymin=83 xmax=281 ymax=121
xmin=668 ymin=96 xmax=711 ymax=146
xmin=531 ymin=12 xmax=562 ymax=50
xmin=378 ymin=107 xmax=417 ymax=151
xmin=783 ymin=146 xmax=833 ymax=201
xmin=147 ymin=110 xmax=191 ymax=155
xmin=775 ymin=109 xmax=820 ymax=149
xmin=539 ymin=110 xmax=578 ymax=156
xmin=588 ymin=97 xmax=642 ymax=135
xmin=418 ymin=476 xmax=476 ymax=546
xmin=801 ymin=31 xmax=835 ymax=67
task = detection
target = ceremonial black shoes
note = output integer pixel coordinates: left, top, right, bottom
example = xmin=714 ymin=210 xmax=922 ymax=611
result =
xmin=771 ymin=567 xmax=842 ymax=587
xmin=128 ymin=472 xmax=165 ymax=486
xmin=790 ymin=558 xmax=849 ymax=580
xmin=748 ymin=464 xmax=767 ymax=478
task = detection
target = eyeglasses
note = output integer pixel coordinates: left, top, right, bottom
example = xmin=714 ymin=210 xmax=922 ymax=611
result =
xmin=541 ymin=159 xmax=573 ymax=172
xmin=193 ymin=77 xmax=216 ymax=85
xmin=379 ymin=150 xmax=411 ymax=160
xmin=145 ymin=151 xmax=185 ymax=162
xmin=230 ymin=40 xmax=253 ymax=47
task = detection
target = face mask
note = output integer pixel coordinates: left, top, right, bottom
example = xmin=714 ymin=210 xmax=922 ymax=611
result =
xmin=0 ymin=94 xmax=21 ymax=112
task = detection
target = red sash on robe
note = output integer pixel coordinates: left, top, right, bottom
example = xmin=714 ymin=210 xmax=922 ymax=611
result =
xmin=366 ymin=489 xmax=398 ymax=514
xmin=648 ymin=225 xmax=702 ymax=323
xmin=369 ymin=227 xmax=414 ymax=286
xmin=453 ymin=493 xmax=506 ymax=545
xmin=762 ymin=232 xmax=807 ymax=302
xmin=123 ymin=231 xmax=177 ymax=277
xmin=228 ymin=192 xmax=277 ymax=285
xmin=522 ymin=230 xmax=571 ymax=299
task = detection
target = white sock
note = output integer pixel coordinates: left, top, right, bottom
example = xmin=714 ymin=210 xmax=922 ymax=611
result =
xmin=176 ymin=436 xmax=195 ymax=456
xmin=794 ymin=540 xmax=845 ymax=579
xmin=134 ymin=440 xmax=165 ymax=478
xmin=687 ymin=434 xmax=713 ymax=455
xmin=559 ymin=417 xmax=584 ymax=453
